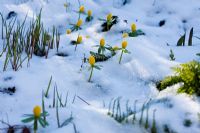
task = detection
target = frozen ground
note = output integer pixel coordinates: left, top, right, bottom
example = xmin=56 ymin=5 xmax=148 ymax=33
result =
xmin=0 ymin=0 xmax=200 ymax=133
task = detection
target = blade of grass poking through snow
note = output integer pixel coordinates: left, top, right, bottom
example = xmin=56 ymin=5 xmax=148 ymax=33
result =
xmin=77 ymin=95 xmax=90 ymax=105
xmin=73 ymin=122 xmax=79 ymax=133
xmin=42 ymin=92 xmax=46 ymax=124
xmin=132 ymin=100 xmax=138 ymax=124
xmin=0 ymin=12 xmax=4 ymax=39
xmin=145 ymin=104 xmax=149 ymax=129
xmin=55 ymin=84 xmax=64 ymax=107
xmin=177 ymin=33 xmax=186 ymax=46
xmin=112 ymin=99 xmax=117 ymax=117
xmin=56 ymin=98 xmax=60 ymax=128
xmin=45 ymin=76 xmax=52 ymax=98
xmin=64 ymin=91 xmax=69 ymax=107
xmin=108 ymin=98 xmax=114 ymax=115
xmin=139 ymin=103 xmax=145 ymax=125
xmin=72 ymin=94 xmax=76 ymax=104
xmin=151 ymin=109 xmax=157 ymax=133
xmin=56 ymin=27 xmax=60 ymax=53
xmin=60 ymin=113 xmax=73 ymax=127
xmin=117 ymin=98 xmax=122 ymax=122
xmin=188 ymin=27 xmax=193 ymax=46
xmin=53 ymin=85 xmax=56 ymax=108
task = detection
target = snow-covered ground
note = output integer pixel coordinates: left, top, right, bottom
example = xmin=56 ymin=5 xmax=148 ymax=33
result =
xmin=0 ymin=0 xmax=200 ymax=133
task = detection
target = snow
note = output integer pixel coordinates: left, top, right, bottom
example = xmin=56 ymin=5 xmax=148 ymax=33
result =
xmin=0 ymin=0 xmax=200 ymax=133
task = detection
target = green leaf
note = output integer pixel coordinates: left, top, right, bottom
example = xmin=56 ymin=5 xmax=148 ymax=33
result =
xmin=60 ymin=116 xmax=73 ymax=127
xmin=21 ymin=117 xmax=34 ymax=123
xmin=98 ymin=47 xmax=101 ymax=54
xmin=45 ymin=76 xmax=52 ymax=97
xmin=128 ymin=29 xmax=145 ymax=37
xmin=177 ymin=34 xmax=186 ymax=46
xmin=94 ymin=65 xmax=101 ymax=70
xmin=40 ymin=111 xmax=49 ymax=117
xmin=38 ymin=118 xmax=46 ymax=127
xmin=197 ymin=53 xmax=200 ymax=56
xmin=188 ymin=27 xmax=193 ymax=46
xmin=123 ymin=49 xmax=130 ymax=54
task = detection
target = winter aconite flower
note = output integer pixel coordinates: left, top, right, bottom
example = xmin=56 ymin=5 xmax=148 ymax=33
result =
xmin=100 ymin=13 xmax=118 ymax=31
xmin=75 ymin=35 xmax=82 ymax=51
xmin=89 ymin=56 xmax=95 ymax=66
xmin=131 ymin=23 xmax=136 ymax=32
xmin=22 ymin=105 xmax=49 ymax=133
xmin=96 ymin=38 xmax=107 ymax=55
xmin=88 ymin=10 xmax=92 ymax=17
xmin=107 ymin=13 xmax=112 ymax=22
xmin=100 ymin=38 xmax=105 ymax=47
xmin=88 ymin=55 xmax=101 ymax=82
xmin=86 ymin=10 xmax=93 ymax=22
xmin=122 ymin=33 xmax=129 ymax=38
xmin=79 ymin=5 xmax=85 ymax=13
xmin=33 ymin=106 xmax=41 ymax=118
xmin=77 ymin=35 xmax=82 ymax=44
xmin=122 ymin=40 xmax=128 ymax=49
xmin=64 ymin=3 xmax=68 ymax=7
xmin=66 ymin=29 xmax=71 ymax=34
xmin=119 ymin=41 xmax=130 ymax=64
xmin=76 ymin=19 xmax=83 ymax=27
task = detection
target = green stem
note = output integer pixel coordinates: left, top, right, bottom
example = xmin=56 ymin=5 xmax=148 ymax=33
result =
xmin=75 ymin=43 xmax=78 ymax=51
xmin=88 ymin=66 xmax=94 ymax=82
xmin=119 ymin=50 xmax=124 ymax=64
xmin=34 ymin=118 xmax=38 ymax=133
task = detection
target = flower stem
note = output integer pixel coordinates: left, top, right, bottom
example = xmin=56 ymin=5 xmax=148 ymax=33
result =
xmin=75 ymin=43 xmax=78 ymax=51
xmin=34 ymin=118 xmax=38 ymax=133
xmin=88 ymin=66 xmax=94 ymax=82
xmin=119 ymin=50 xmax=124 ymax=64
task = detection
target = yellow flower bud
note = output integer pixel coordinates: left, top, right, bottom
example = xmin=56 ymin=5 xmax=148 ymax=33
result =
xmin=64 ymin=3 xmax=68 ymax=7
xmin=88 ymin=10 xmax=92 ymax=17
xmin=76 ymin=19 xmax=83 ymax=27
xmin=89 ymin=56 xmax=95 ymax=66
xmin=86 ymin=35 xmax=90 ymax=38
xmin=122 ymin=33 xmax=128 ymax=38
xmin=33 ymin=106 xmax=41 ymax=118
xmin=122 ymin=41 xmax=128 ymax=49
xmin=131 ymin=23 xmax=137 ymax=32
xmin=79 ymin=6 xmax=85 ymax=13
xmin=113 ymin=46 xmax=118 ymax=51
xmin=107 ymin=13 xmax=112 ymax=22
xmin=100 ymin=38 xmax=105 ymax=47
xmin=77 ymin=35 xmax=82 ymax=44
xmin=66 ymin=29 xmax=71 ymax=34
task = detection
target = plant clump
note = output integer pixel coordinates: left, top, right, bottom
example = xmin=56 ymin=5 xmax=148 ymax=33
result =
xmin=157 ymin=61 xmax=200 ymax=96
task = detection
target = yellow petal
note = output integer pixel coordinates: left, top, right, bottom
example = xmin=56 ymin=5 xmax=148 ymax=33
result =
xmin=33 ymin=106 xmax=41 ymax=118
xmin=122 ymin=41 xmax=128 ymax=49
xmin=89 ymin=56 xmax=95 ymax=66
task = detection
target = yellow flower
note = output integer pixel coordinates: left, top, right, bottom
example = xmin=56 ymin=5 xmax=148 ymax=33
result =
xmin=122 ymin=33 xmax=128 ymax=38
xmin=88 ymin=10 xmax=92 ymax=17
xmin=113 ymin=46 xmax=118 ymax=51
xmin=122 ymin=41 xmax=128 ymax=49
xmin=77 ymin=35 xmax=82 ymax=44
xmin=131 ymin=23 xmax=137 ymax=32
xmin=79 ymin=6 xmax=85 ymax=13
xmin=64 ymin=3 xmax=68 ymax=7
xmin=33 ymin=106 xmax=41 ymax=118
xmin=100 ymin=38 xmax=105 ymax=47
xmin=66 ymin=29 xmax=71 ymax=34
xmin=107 ymin=13 xmax=112 ymax=22
xmin=89 ymin=56 xmax=95 ymax=66
xmin=76 ymin=19 xmax=83 ymax=27
xmin=86 ymin=35 xmax=90 ymax=38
